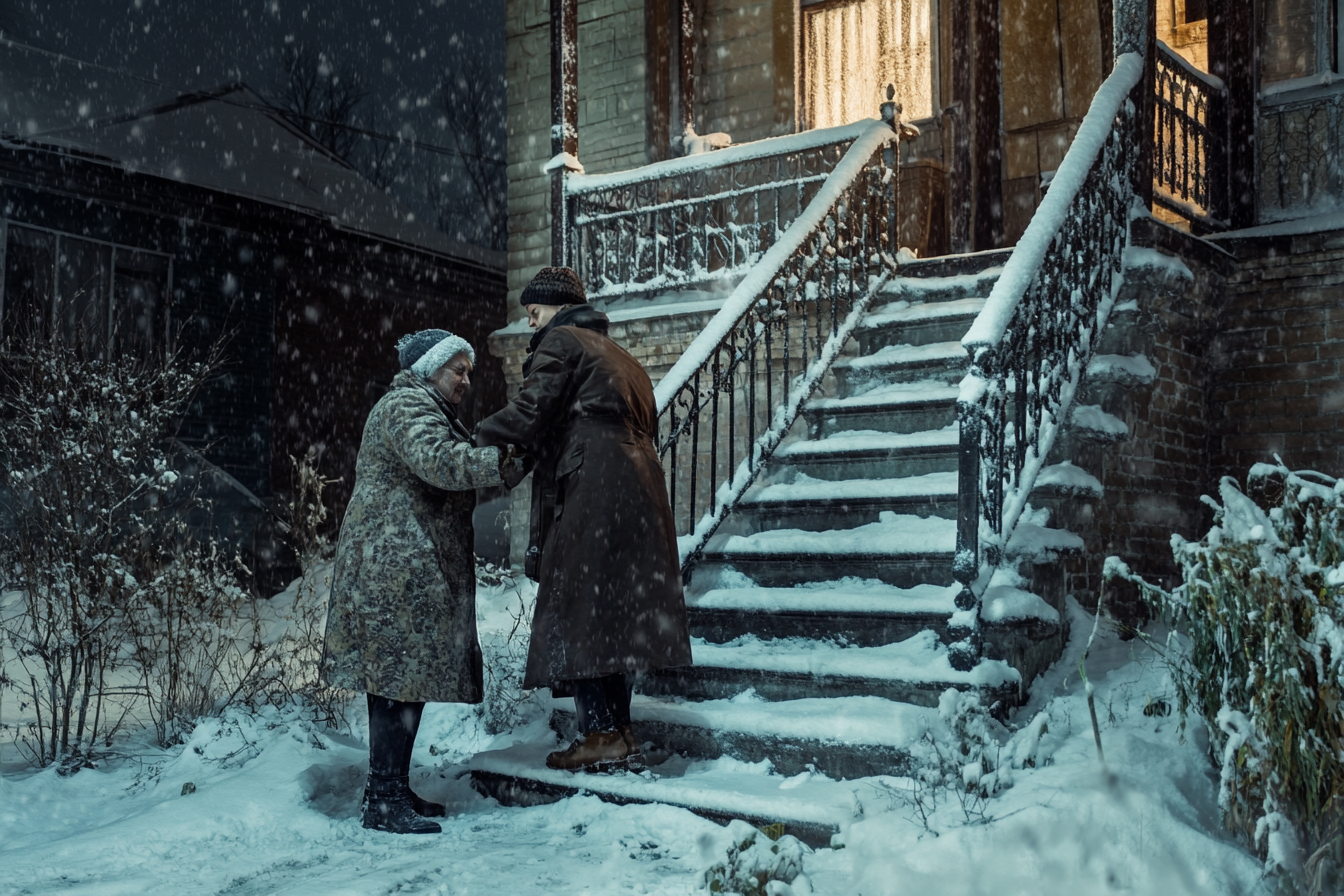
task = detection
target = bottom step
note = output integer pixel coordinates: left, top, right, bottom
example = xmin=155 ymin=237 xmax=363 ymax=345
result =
xmin=549 ymin=693 xmax=939 ymax=780
xmin=470 ymin=741 xmax=860 ymax=847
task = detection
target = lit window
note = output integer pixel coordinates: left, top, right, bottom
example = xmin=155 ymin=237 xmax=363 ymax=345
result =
xmin=802 ymin=0 xmax=934 ymax=130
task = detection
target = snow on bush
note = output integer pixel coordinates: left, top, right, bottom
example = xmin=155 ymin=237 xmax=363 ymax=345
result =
xmin=0 ymin=333 xmax=344 ymax=767
xmin=1107 ymin=462 xmax=1344 ymax=889
xmin=873 ymin=687 xmax=1060 ymax=833
xmin=701 ymin=819 xmax=812 ymax=896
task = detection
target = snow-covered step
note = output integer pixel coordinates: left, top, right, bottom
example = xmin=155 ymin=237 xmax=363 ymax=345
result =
xmin=876 ymin=262 xmax=1004 ymax=304
xmin=469 ymin=740 xmax=859 ymax=847
xmin=855 ymin=296 xmax=987 ymax=351
xmin=687 ymin=580 xmax=959 ymax=646
xmin=833 ymin=340 xmax=968 ymax=394
xmin=803 ymin=380 xmax=959 ymax=437
xmin=641 ymin=631 xmax=1021 ymax=708
xmin=772 ymin=426 xmax=960 ymax=480
xmin=1068 ymin=403 xmax=1129 ymax=443
xmin=548 ymin=694 xmax=939 ymax=781
xmin=734 ymin=471 xmax=958 ymax=531
xmin=700 ymin=513 xmax=1084 ymax=589
xmin=700 ymin=512 xmax=958 ymax=588
xmin=1030 ymin=461 xmax=1104 ymax=499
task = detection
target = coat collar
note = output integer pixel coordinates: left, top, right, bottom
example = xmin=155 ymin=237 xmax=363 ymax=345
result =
xmin=392 ymin=370 xmax=472 ymax=441
xmin=524 ymin=305 xmax=610 ymax=376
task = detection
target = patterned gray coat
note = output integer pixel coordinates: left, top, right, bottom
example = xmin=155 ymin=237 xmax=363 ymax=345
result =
xmin=322 ymin=371 xmax=503 ymax=703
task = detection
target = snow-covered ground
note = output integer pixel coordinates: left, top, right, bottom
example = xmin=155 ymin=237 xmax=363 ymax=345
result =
xmin=0 ymin=582 xmax=1268 ymax=896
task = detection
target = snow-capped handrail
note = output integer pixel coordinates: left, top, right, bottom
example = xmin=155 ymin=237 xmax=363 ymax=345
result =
xmin=650 ymin=113 xmax=906 ymax=574
xmin=949 ymin=53 xmax=1145 ymax=671
xmin=561 ymin=121 xmax=879 ymax=300
xmin=566 ymin=120 xmax=875 ymax=193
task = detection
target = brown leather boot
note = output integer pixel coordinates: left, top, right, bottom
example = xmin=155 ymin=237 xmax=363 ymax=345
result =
xmin=618 ymin=724 xmax=643 ymax=756
xmin=545 ymin=730 xmax=629 ymax=772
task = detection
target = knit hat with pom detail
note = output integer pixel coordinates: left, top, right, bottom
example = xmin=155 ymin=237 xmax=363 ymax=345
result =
xmin=520 ymin=266 xmax=587 ymax=307
xmin=396 ymin=329 xmax=475 ymax=379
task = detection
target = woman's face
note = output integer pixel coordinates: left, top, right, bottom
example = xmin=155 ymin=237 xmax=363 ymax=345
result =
xmin=429 ymin=352 xmax=473 ymax=405
xmin=525 ymin=303 xmax=560 ymax=330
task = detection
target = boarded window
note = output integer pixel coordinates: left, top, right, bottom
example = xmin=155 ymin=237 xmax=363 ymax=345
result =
xmin=802 ymin=0 xmax=934 ymax=130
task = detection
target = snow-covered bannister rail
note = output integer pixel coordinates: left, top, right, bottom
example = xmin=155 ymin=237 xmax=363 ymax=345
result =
xmin=652 ymin=105 xmax=908 ymax=574
xmin=949 ymin=53 xmax=1146 ymax=672
xmin=559 ymin=120 xmax=877 ymax=301
xmin=1153 ymin=40 xmax=1227 ymax=229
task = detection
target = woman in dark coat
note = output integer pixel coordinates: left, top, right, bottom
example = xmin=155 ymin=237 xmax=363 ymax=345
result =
xmin=323 ymin=329 xmax=511 ymax=834
xmin=476 ymin=266 xmax=691 ymax=771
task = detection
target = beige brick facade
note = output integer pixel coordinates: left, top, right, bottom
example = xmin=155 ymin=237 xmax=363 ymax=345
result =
xmin=505 ymin=0 xmax=651 ymax=319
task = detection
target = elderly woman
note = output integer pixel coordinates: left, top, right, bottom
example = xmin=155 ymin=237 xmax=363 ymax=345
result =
xmin=322 ymin=329 xmax=513 ymax=835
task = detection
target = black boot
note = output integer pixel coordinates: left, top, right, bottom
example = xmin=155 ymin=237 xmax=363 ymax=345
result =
xmin=395 ymin=702 xmax=445 ymax=817
xmin=405 ymin=781 xmax=446 ymax=818
xmin=361 ymin=773 xmax=441 ymax=834
xmin=365 ymin=693 xmax=443 ymax=830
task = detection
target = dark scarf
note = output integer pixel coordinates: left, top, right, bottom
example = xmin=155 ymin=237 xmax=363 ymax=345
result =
xmin=416 ymin=379 xmax=473 ymax=441
xmin=522 ymin=305 xmax=610 ymax=377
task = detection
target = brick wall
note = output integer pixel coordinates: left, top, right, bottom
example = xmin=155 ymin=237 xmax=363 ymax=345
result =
xmin=1049 ymin=238 xmax=1224 ymax=616
xmin=1055 ymin=225 xmax=1344 ymax=621
xmin=1208 ymin=228 xmax=1344 ymax=480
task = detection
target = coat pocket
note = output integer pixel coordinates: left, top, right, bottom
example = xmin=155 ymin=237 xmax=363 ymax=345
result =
xmin=553 ymin=443 xmax=584 ymax=521
xmin=555 ymin=443 xmax=585 ymax=479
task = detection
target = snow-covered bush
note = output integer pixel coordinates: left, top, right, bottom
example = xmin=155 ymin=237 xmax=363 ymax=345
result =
xmin=476 ymin=574 xmax=538 ymax=735
xmin=0 ymin=333 xmax=347 ymax=765
xmin=701 ymin=819 xmax=812 ymax=896
xmin=875 ymin=687 xmax=1017 ymax=830
xmin=1107 ymin=462 xmax=1344 ymax=888
xmin=0 ymin=331 xmax=227 ymax=764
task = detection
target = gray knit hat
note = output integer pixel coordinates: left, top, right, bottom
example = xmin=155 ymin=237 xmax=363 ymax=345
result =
xmin=396 ymin=329 xmax=475 ymax=379
xmin=520 ymin=266 xmax=587 ymax=307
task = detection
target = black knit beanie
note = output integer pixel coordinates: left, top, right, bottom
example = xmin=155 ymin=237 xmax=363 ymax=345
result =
xmin=520 ymin=266 xmax=587 ymax=307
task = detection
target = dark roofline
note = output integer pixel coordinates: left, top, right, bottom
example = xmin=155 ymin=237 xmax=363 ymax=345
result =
xmin=0 ymin=138 xmax=505 ymax=276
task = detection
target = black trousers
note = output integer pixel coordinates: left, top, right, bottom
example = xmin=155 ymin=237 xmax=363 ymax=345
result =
xmin=367 ymin=692 xmax=425 ymax=778
xmin=568 ymin=673 xmax=632 ymax=733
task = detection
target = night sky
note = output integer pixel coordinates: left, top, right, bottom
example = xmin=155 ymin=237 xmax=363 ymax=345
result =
xmin=2 ymin=0 xmax=505 ymax=248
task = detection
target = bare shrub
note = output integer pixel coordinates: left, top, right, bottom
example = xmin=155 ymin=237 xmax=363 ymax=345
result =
xmin=0 ymin=333 xmax=351 ymax=766
xmin=476 ymin=570 xmax=538 ymax=735
xmin=0 ymin=330 xmax=222 ymax=765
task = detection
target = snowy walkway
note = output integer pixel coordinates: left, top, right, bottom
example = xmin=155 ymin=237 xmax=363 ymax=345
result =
xmin=0 ymin=586 xmax=1269 ymax=896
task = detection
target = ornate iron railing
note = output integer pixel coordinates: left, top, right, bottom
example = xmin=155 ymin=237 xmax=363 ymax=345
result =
xmin=950 ymin=53 xmax=1146 ymax=671
xmin=1258 ymin=86 xmax=1344 ymax=218
xmin=560 ymin=121 xmax=878 ymax=301
xmin=650 ymin=109 xmax=908 ymax=573
xmin=1152 ymin=40 xmax=1227 ymax=229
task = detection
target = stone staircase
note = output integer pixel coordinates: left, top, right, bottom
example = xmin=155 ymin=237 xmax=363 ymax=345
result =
xmin=470 ymin=250 xmax=1082 ymax=846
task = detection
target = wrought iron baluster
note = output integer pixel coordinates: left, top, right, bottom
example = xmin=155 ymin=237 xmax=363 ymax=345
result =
xmin=690 ymin=369 xmax=701 ymax=527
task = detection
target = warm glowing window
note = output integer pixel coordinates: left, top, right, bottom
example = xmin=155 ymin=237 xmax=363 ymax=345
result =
xmin=802 ymin=0 xmax=933 ymax=130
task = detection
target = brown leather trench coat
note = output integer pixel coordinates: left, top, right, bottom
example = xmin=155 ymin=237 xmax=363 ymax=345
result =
xmin=476 ymin=306 xmax=691 ymax=689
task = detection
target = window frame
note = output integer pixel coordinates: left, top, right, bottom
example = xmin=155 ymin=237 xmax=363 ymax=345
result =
xmin=0 ymin=219 xmax=175 ymax=356
xmin=797 ymin=0 xmax=940 ymax=132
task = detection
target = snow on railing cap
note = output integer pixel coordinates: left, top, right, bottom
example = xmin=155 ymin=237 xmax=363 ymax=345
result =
xmin=543 ymin=152 xmax=584 ymax=175
xmin=566 ymin=119 xmax=877 ymax=194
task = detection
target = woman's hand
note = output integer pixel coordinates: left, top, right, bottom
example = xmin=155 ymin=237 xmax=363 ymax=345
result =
xmin=499 ymin=444 xmax=533 ymax=489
